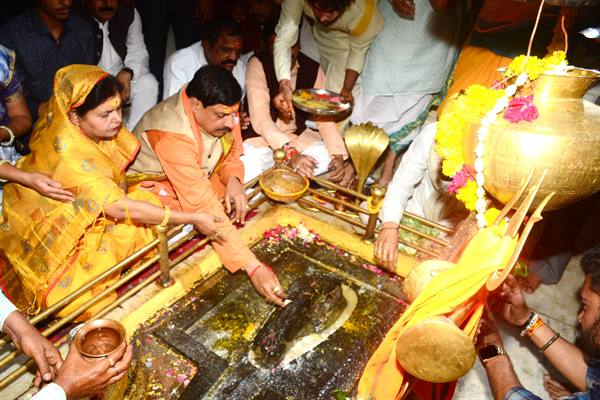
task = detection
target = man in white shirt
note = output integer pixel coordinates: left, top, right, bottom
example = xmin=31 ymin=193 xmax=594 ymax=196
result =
xmin=274 ymin=0 xmax=383 ymax=109
xmin=163 ymin=16 xmax=249 ymax=99
xmin=82 ymin=0 xmax=159 ymax=130
xmin=373 ymin=122 xmax=464 ymax=269
xmin=0 ymin=291 xmax=132 ymax=399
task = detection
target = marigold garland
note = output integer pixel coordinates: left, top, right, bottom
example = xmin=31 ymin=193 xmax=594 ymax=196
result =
xmin=435 ymin=51 xmax=568 ymax=227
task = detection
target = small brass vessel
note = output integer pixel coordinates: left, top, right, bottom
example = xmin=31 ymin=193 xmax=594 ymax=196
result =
xmin=72 ymin=319 xmax=126 ymax=359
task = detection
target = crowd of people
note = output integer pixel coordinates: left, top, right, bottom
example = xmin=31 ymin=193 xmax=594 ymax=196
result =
xmin=0 ymin=0 xmax=598 ymax=398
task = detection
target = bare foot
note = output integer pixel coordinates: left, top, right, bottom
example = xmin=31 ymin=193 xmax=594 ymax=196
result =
xmin=517 ymin=271 xmax=543 ymax=294
xmin=543 ymin=374 xmax=572 ymax=400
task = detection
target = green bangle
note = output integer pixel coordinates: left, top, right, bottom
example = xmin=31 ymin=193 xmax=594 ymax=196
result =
xmin=538 ymin=332 xmax=560 ymax=352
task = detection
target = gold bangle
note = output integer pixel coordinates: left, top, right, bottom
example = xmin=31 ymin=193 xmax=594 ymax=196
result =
xmin=0 ymin=126 xmax=14 ymax=146
xmin=159 ymin=206 xmax=171 ymax=227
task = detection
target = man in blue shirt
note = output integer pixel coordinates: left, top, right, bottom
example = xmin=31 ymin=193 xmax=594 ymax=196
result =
xmin=0 ymin=0 xmax=94 ymax=152
xmin=477 ymin=246 xmax=600 ymax=399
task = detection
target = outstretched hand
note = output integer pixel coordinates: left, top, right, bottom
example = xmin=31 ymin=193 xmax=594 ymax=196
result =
xmin=374 ymin=225 xmax=399 ymax=271
xmin=3 ymin=311 xmax=62 ymax=386
xmin=500 ymin=275 xmax=531 ymax=327
xmin=274 ymin=80 xmax=294 ymax=123
xmin=247 ymin=263 xmax=287 ymax=307
xmin=288 ymin=154 xmax=317 ymax=177
xmin=54 ymin=342 xmax=132 ymax=399
xmin=23 ymin=172 xmax=74 ymax=203
xmin=194 ymin=212 xmax=226 ymax=244
xmin=225 ymin=176 xmax=247 ymax=225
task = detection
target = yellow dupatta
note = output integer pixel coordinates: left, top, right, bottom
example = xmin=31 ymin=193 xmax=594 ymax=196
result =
xmin=0 ymin=64 xmax=140 ymax=310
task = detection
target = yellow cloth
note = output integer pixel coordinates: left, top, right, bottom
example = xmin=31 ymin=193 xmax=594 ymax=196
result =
xmin=357 ymin=226 xmax=518 ymax=399
xmin=0 ymin=64 xmax=156 ymax=317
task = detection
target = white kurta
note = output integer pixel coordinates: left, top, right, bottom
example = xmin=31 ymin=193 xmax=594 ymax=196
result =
xmin=351 ymin=0 xmax=461 ymax=150
xmin=96 ymin=10 xmax=158 ymax=130
xmin=379 ymin=122 xmax=460 ymax=227
xmin=162 ymin=41 xmax=250 ymax=99
xmin=274 ymin=0 xmax=383 ymax=93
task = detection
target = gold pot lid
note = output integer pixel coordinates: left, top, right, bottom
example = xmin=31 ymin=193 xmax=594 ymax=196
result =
xmin=396 ymin=316 xmax=476 ymax=383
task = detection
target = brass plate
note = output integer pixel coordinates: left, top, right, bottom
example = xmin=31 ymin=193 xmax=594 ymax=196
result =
xmin=292 ymin=88 xmax=352 ymax=116
xmin=396 ymin=316 xmax=476 ymax=383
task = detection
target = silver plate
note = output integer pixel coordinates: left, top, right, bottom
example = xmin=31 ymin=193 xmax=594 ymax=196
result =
xmin=292 ymin=88 xmax=352 ymax=116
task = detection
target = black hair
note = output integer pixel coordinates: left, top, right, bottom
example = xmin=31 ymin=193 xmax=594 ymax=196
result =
xmin=200 ymin=16 xmax=243 ymax=47
xmin=73 ymin=75 xmax=122 ymax=116
xmin=261 ymin=18 xmax=278 ymax=45
xmin=581 ymin=245 xmax=600 ymax=295
xmin=306 ymin=0 xmax=354 ymax=13
xmin=185 ymin=65 xmax=242 ymax=107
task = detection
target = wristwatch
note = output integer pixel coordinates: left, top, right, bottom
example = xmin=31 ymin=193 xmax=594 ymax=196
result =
xmin=478 ymin=344 xmax=507 ymax=363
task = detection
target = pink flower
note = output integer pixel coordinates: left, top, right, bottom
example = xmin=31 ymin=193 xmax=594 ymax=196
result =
xmin=448 ymin=166 xmax=472 ymax=194
xmin=503 ymin=95 xmax=539 ymax=123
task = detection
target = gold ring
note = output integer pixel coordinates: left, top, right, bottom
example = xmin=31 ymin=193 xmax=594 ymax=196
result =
xmin=108 ymin=358 xmax=115 ymax=367
xmin=272 ymin=286 xmax=281 ymax=294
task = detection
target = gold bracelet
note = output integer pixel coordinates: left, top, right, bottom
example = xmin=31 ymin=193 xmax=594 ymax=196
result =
xmin=159 ymin=206 xmax=171 ymax=227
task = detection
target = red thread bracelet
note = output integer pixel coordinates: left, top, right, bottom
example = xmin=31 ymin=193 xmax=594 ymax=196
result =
xmin=247 ymin=263 xmax=272 ymax=278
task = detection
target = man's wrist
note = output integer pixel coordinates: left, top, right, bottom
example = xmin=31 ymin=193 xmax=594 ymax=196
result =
xmin=381 ymin=222 xmax=398 ymax=230
xmin=228 ymin=176 xmax=242 ymax=185
xmin=478 ymin=343 xmax=507 ymax=364
xmin=120 ymin=67 xmax=134 ymax=79
xmin=517 ymin=310 xmax=535 ymax=329
xmin=278 ymin=79 xmax=292 ymax=92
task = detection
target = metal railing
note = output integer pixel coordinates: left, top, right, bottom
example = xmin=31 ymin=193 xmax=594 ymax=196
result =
xmin=0 ymin=168 xmax=453 ymax=394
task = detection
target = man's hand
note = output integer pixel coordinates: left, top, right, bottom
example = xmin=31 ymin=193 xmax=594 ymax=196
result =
xmin=22 ymin=172 xmax=75 ymax=203
xmin=500 ymin=275 xmax=531 ymax=326
xmin=239 ymin=111 xmax=250 ymax=130
xmin=194 ymin=212 xmax=226 ymax=244
xmin=328 ymin=155 xmax=345 ymax=182
xmin=475 ymin=307 xmax=504 ymax=351
xmin=340 ymin=162 xmax=356 ymax=187
xmin=275 ymin=80 xmax=294 ymax=123
xmin=374 ymin=224 xmax=399 ymax=270
xmin=225 ymin=176 xmax=247 ymax=224
xmin=54 ymin=342 xmax=132 ymax=399
xmin=328 ymin=155 xmax=355 ymax=186
xmin=3 ymin=311 xmax=62 ymax=385
xmin=116 ymin=69 xmax=133 ymax=103
xmin=288 ymin=154 xmax=317 ymax=177
xmin=339 ymin=87 xmax=354 ymax=104
xmin=392 ymin=0 xmax=416 ymax=19
xmin=247 ymin=263 xmax=287 ymax=306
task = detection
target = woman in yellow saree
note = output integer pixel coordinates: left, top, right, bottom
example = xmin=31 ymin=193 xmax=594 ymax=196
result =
xmin=0 ymin=65 xmax=223 ymax=319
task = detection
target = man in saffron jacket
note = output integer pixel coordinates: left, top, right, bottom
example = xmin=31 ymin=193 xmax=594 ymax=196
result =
xmin=129 ymin=65 xmax=286 ymax=305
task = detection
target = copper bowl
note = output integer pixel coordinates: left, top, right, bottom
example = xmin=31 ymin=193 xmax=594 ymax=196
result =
xmin=72 ymin=319 xmax=126 ymax=359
